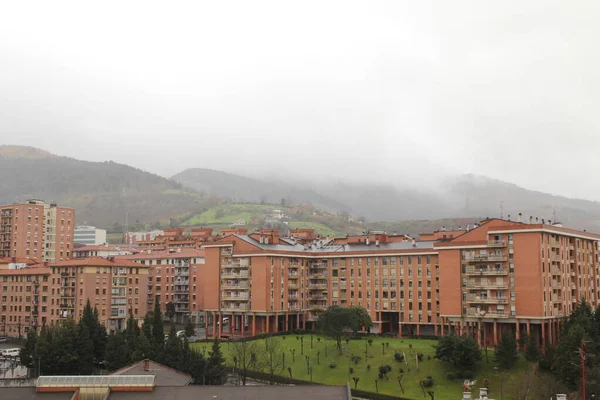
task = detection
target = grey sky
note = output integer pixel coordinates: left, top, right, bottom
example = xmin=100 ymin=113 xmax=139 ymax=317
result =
xmin=1 ymin=1 xmax=599 ymax=199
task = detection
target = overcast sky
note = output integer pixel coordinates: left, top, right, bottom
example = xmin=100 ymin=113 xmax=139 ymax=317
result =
xmin=1 ymin=1 xmax=599 ymax=199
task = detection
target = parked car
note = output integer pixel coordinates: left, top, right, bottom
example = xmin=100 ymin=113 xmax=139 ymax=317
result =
xmin=0 ymin=336 xmax=7 ymax=343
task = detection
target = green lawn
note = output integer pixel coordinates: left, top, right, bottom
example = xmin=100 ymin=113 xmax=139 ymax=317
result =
xmin=193 ymin=335 xmax=531 ymax=400
xmin=183 ymin=204 xmax=277 ymax=226
xmin=287 ymin=221 xmax=341 ymax=237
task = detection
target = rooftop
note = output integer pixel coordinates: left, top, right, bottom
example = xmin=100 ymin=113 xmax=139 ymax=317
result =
xmin=41 ymin=257 xmax=145 ymax=268
xmin=110 ymin=360 xmax=192 ymax=386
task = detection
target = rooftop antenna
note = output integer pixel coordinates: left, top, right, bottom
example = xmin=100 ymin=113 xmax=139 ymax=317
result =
xmin=500 ymin=201 xmax=504 ymax=219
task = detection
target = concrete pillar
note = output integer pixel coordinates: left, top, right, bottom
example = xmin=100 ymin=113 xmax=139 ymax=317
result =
xmin=526 ymin=320 xmax=531 ymax=337
xmin=285 ymin=313 xmax=289 ymax=331
xmin=213 ymin=312 xmax=217 ymax=338
xmin=515 ymin=320 xmax=520 ymax=342
xmin=252 ymin=314 xmax=256 ymax=336
xmin=434 ymin=324 xmax=438 ymax=336
xmin=416 ymin=323 xmax=421 ymax=336
xmin=266 ymin=314 xmax=270 ymax=333
xmin=477 ymin=320 xmax=482 ymax=346
xmin=493 ymin=320 xmax=498 ymax=345
xmin=218 ymin=312 xmax=222 ymax=338
xmin=241 ymin=314 xmax=245 ymax=337
xmin=541 ymin=321 xmax=546 ymax=348
xmin=548 ymin=319 xmax=553 ymax=344
xmin=274 ymin=313 xmax=279 ymax=333
xmin=440 ymin=321 xmax=444 ymax=336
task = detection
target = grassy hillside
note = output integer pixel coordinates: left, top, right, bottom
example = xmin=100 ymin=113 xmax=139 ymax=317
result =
xmin=192 ymin=335 xmax=532 ymax=400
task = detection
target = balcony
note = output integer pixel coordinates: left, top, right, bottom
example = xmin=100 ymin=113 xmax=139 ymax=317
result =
xmin=309 ymin=263 xmax=327 ymax=270
xmin=487 ymin=240 xmax=506 ymax=247
xmin=465 ymin=266 xmax=508 ymax=276
xmin=465 ymin=309 xmax=509 ymax=318
xmin=288 ymin=304 xmax=300 ymax=311
xmin=309 ymin=284 xmax=327 ymax=290
xmin=551 ymin=255 xmax=562 ymax=262
xmin=467 ymin=254 xmax=507 ymax=263
xmin=309 ymin=273 xmax=327 ymax=279
xmin=287 ymin=283 xmax=299 ymax=290
xmin=221 ymin=272 xmax=249 ymax=279
xmin=310 ymin=294 xmax=327 ymax=300
xmin=221 ymin=294 xmax=250 ymax=301
xmin=466 ymin=281 xmax=508 ymax=290
xmin=221 ymin=303 xmax=250 ymax=311
xmin=552 ymin=296 xmax=563 ymax=303
xmin=221 ymin=281 xmax=249 ymax=289
xmin=465 ymin=295 xmax=508 ymax=304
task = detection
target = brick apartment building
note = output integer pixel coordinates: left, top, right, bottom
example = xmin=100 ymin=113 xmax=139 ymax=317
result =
xmin=201 ymin=219 xmax=600 ymax=348
xmin=0 ymin=256 xmax=149 ymax=336
xmin=115 ymin=249 xmax=206 ymax=325
xmin=134 ymin=228 xmax=214 ymax=252
xmin=0 ymin=200 xmax=75 ymax=262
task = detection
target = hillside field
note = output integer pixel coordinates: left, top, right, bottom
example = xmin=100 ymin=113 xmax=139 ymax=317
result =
xmin=192 ymin=335 xmax=530 ymax=400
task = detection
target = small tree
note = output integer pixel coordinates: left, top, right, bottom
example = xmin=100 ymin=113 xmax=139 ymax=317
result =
xmin=19 ymin=328 xmax=38 ymax=370
xmin=232 ymin=339 xmax=261 ymax=385
xmin=185 ymin=321 xmax=195 ymax=337
xmin=353 ymin=376 xmax=360 ymax=389
xmin=318 ymin=306 xmax=372 ymax=354
xmin=495 ymin=331 xmax=518 ymax=370
xmin=263 ymin=337 xmax=285 ymax=383
xmin=205 ymin=338 xmax=226 ymax=385
xmin=525 ymin=333 xmax=540 ymax=362
xmin=165 ymin=302 xmax=176 ymax=322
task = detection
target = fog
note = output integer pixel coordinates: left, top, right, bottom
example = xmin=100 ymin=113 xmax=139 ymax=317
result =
xmin=1 ymin=1 xmax=599 ymax=199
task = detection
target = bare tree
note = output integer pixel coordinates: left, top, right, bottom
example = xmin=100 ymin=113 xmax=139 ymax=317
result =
xmin=263 ymin=337 xmax=285 ymax=384
xmin=231 ymin=339 xmax=261 ymax=385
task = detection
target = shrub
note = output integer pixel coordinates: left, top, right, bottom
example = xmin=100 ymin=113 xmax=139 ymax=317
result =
xmin=427 ymin=355 xmax=431 ymax=360
xmin=351 ymin=355 xmax=362 ymax=365
xmin=394 ymin=352 xmax=405 ymax=362
xmin=329 ymin=361 xmax=336 ymax=369
xmin=417 ymin=353 xmax=424 ymax=361
xmin=349 ymin=367 xmax=354 ymax=374
xmin=459 ymin=370 xmax=474 ymax=380
xmin=446 ymin=372 xmax=456 ymax=380
xmin=367 ymin=364 xmax=371 ymax=371
xmin=368 ymin=339 xmax=373 ymax=346
xmin=399 ymin=368 xmax=404 ymax=374
xmin=422 ymin=376 xmax=434 ymax=387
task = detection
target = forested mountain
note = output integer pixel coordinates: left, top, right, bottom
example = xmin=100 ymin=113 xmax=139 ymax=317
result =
xmin=0 ymin=146 xmax=216 ymax=227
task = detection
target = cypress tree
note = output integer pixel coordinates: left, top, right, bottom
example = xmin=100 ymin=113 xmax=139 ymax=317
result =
xmin=152 ymin=299 xmax=164 ymax=347
xmin=19 ymin=328 xmax=38 ymax=370
xmin=525 ymin=333 xmax=540 ymax=362
xmin=164 ymin=324 xmax=182 ymax=369
xmin=105 ymin=332 xmax=129 ymax=371
xmin=205 ymin=338 xmax=226 ymax=385
xmin=495 ymin=331 xmax=519 ymax=370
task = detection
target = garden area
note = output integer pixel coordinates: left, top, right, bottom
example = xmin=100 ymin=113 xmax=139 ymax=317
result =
xmin=192 ymin=334 xmax=531 ymax=400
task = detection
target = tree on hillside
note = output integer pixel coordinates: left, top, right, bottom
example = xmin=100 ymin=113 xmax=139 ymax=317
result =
xmin=19 ymin=328 xmax=38 ymax=370
xmin=318 ymin=305 xmax=372 ymax=353
xmin=231 ymin=339 xmax=262 ymax=385
xmin=525 ymin=333 xmax=540 ymax=362
xmin=165 ymin=302 xmax=176 ymax=322
xmin=205 ymin=338 xmax=226 ymax=385
xmin=263 ymin=337 xmax=285 ymax=383
xmin=495 ymin=331 xmax=518 ymax=370
xmin=434 ymin=334 xmax=481 ymax=374
xmin=105 ymin=332 xmax=129 ymax=371
xmin=164 ymin=324 xmax=183 ymax=368
xmin=185 ymin=320 xmax=195 ymax=337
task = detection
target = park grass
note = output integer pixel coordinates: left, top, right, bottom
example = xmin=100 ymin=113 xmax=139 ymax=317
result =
xmin=192 ymin=334 xmax=531 ymax=400
xmin=287 ymin=221 xmax=341 ymax=237
xmin=183 ymin=204 xmax=278 ymax=226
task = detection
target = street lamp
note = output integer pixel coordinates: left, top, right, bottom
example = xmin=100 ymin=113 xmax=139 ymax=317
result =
xmin=494 ymin=367 xmax=504 ymax=400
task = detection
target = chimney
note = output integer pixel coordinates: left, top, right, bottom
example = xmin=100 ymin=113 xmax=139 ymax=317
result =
xmin=412 ymin=239 xmax=417 ymax=248
xmin=542 ymin=219 xmax=545 ymax=224
xmin=144 ymin=359 xmax=150 ymax=371
xmin=529 ymin=216 xmax=533 ymax=224
xmin=375 ymin=239 xmax=380 ymax=246
xmin=518 ymin=213 xmax=522 ymax=223
xmin=507 ymin=214 xmax=511 ymax=221
xmin=365 ymin=237 xmax=370 ymax=246
xmin=536 ymin=217 xmax=539 ymax=223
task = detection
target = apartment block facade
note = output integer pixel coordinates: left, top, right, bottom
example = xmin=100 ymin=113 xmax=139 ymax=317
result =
xmin=200 ymin=221 xmax=600 ymax=348
xmin=115 ymin=249 xmax=206 ymax=325
xmin=0 ymin=200 xmax=75 ymax=262
xmin=0 ymin=257 xmax=149 ymax=336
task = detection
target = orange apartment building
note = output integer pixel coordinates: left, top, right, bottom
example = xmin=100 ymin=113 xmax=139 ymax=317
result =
xmin=134 ymin=228 xmax=214 ymax=252
xmin=201 ymin=228 xmax=442 ymax=339
xmin=0 ymin=200 xmax=75 ymax=262
xmin=0 ymin=257 xmax=149 ymax=337
xmin=115 ymin=249 xmax=206 ymax=325
xmin=200 ymin=220 xmax=600 ymax=348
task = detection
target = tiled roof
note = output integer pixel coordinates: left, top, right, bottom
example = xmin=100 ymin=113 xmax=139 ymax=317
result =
xmin=0 ymin=267 xmax=51 ymax=276
xmin=110 ymin=360 xmax=192 ymax=386
xmin=108 ymin=385 xmax=349 ymax=400
xmin=46 ymin=257 xmax=144 ymax=268
xmin=116 ymin=249 xmax=205 ymax=261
